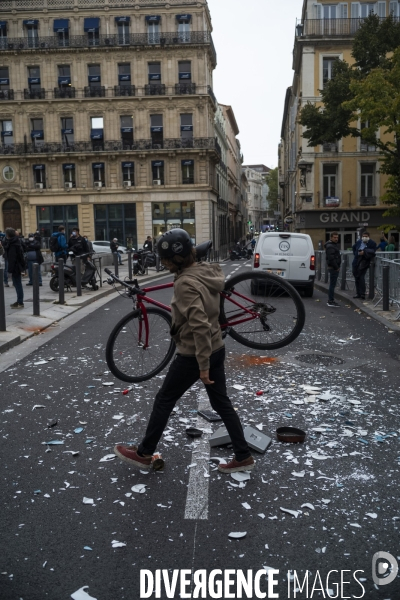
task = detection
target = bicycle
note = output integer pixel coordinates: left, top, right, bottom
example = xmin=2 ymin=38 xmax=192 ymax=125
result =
xmin=104 ymin=261 xmax=306 ymax=383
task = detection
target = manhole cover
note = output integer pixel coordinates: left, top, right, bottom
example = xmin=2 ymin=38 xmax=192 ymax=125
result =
xmin=295 ymin=354 xmax=345 ymax=366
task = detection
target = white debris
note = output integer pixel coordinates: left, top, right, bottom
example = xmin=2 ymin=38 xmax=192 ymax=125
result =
xmin=301 ymin=503 xmax=315 ymax=511
xmin=99 ymin=454 xmax=116 ymax=462
xmin=111 ymin=540 xmax=127 ymax=548
xmin=231 ymin=472 xmax=251 ymax=482
xmin=242 ymin=502 xmax=251 ymax=510
xmin=131 ymin=484 xmax=147 ymax=494
xmin=228 ymin=532 xmax=247 ymax=539
xmin=71 ymin=586 xmax=98 ymax=600
xmin=233 ymin=384 xmax=245 ymax=391
xmin=32 ymin=405 xmax=46 ymax=410
xmin=291 ymin=471 xmax=306 ymax=478
xmin=366 ymin=513 xmax=378 ymax=519
xmin=280 ymin=507 xmax=300 ymax=518
xmin=350 ymin=523 xmax=362 ymax=528
xmin=82 ymin=497 xmax=94 ymax=505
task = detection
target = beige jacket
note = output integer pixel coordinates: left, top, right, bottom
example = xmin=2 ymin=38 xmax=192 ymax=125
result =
xmin=170 ymin=262 xmax=225 ymax=370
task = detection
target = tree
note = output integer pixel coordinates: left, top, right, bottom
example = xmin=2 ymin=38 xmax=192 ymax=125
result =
xmin=265 ymin=167 xmax=279 ymax=212
xmin=299 ymin=14 xmax=400 ymax=220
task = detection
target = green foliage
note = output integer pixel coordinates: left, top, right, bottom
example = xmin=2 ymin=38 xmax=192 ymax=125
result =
xmin=298 ymin=14 xmax=400 ymax=217
xmin=265 ymin=167 xmax=279 ymax=212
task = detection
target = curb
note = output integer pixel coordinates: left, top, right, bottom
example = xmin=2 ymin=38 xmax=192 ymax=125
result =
xmin=314 ymin=281 xmax=400 ymax=336
xmin=0 ymin=270 xmax=168 ymax=354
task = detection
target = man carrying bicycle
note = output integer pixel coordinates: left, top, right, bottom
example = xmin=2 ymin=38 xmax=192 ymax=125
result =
xmin=114 ymin=228 xmax=254 ymax=474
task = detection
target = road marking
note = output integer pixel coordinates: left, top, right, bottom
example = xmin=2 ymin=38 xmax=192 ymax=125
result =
xmin=184 ymin=391 xmax=212 ymax=520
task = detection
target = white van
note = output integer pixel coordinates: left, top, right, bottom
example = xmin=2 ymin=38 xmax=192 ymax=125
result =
xmin=252 ymin=232 xmax=315 ymax=297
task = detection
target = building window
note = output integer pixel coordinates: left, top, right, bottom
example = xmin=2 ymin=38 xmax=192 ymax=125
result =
xmin=3 ymin=166 xmax=15 ymax=181
xmin=86 ymin=64 xmax=104 ymax=97
xmin=0 ymin=66 xmax=10 ymax=99
xmin=147 ymin=62 xmax=164 ymax=95
xmin=84 ymin=17 xmax=100 ymax=46
xmin=115 ymin=16 xmax=130 ymax=44
xmin=31 ymin=118 xmax=44 ymax=148
xmin=361 ymin=3 xmax=376 ymax=18
xmin=177 ymin=14 xmax=191 ymax=42
xmin=152 ymin=160 xmax=164 ymax=185
xmin=146 ymin=15 xmax=161 ymax=44
xmin=54 ymin=19 xmax=69 ymax=47
xmin=92 ymin=162 xmax=105 ymax=187
xmin=63 ymin=164 xmax=76 ymax=188
xmin=180 ymin=114 xmax=193 ymax=147
xmin=27 ymin=66 xmax=43 ymax=99
xmin=94 ymin=203 xmax=137 ymax=247
xmin=177 ymin=61 xmax=194 ymax=94
xmin=120 ymin=115 xmax=134 ymax=148
xmin=360 ymin=163 xmax=375 ymax=200
xmin=91 ymin=116 xmax=104 ymax=151
xmin=151 ymin=201 xmax=195 ymax=242
xmin=57 ymin=65 xmax=74 ymax=98
xmin=0 ymin=21 xmax=8 ymax=49
xmin=1 ymin=119 xmax=13 ymax=145
xmin=150 ymin=115 xmax=163 ymax=149
xmin=323 ymin=164 xmax=338 ymax=204
xmin=37 ymin=204 xmax=78 ymax=238
xmin=61 ymin=117 xmax=74 ymax=149
xmin=360 ymin=121 xmax=376 ymax=151
xmin=122 ymin=162 xmax=134 ymax=186
xmin=322 ymin=58 xmax=336 ymax=87
xmin=182 ymin=160 xmax=194 ymax=184
xmin=24 ymin=19 xmax=39 ymax=48
xmin=390 ymin=2 xmax=400 ymax=17
xmin=33 ymin=164 xmax=46 ymax=188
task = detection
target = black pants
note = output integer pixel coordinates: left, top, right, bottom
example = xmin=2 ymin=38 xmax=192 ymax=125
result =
xmin=138 ymin=348 xmax=251 ymax=462
xmin=352 ymin=265 xmax=369 ymax=297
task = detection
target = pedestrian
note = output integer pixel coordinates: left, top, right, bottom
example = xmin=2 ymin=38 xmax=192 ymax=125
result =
xmin=4 ymin=227 xmax=25 ymax=309
xmin=25 ymin=233 xmax=43 ymax=286
xmin=0 ymin=231 xmax=9 ymax=287
xmin=50 ymin=225 xmax=69 ymax=262
xmin=325 ymin=231 xmax=341 ymax=308
xmin=143 ymin=236 xmax=153 ymax=252
xmin=110 ymin=238 xmax=122 ymax=265
xmin=386 ymin=236 xmax=397 ymax=252
xmin=251 ymin=238 xmax=256 ymax=250
xmin=114 ymin=228 xmax=254 ymax=474
xmin=376 ymin=234 xmax=388 ymax=252
xmin=352 ymin=232 xmax=377 ymax=300
xmin=68 ymin=227 xmax=89 ymax=258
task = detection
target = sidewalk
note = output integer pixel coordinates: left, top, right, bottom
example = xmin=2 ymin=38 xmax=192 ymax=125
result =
xmin=315 ymin=279 xmax=400 ymax=334
xmin=0 ymin=262 xmax=166 ymax=353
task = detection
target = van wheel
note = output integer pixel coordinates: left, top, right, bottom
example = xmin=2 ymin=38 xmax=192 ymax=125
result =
xmin=304 ymin=285 xmax=314 ymax=298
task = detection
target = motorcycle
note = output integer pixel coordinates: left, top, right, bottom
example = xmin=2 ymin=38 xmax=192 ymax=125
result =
xmin=229 ymin=244 xmax=252 ymax=261
xmin=133 ymin=249 xmax=165 ymax=275
xmin=50 ymin=252 xmax=99 ymax=292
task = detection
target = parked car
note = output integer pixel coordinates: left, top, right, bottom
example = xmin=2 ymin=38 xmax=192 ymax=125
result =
xmin=252 ymin=232 xmax=315 ymax=297
xmin=92 ymin=241 xmax=128 ymax=254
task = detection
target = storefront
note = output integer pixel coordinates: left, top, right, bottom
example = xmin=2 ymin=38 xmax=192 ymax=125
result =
xmin=37 ymin=204 xmax=78 ymax=237
xmin=151 ymin=201 xmax=195 ymax=244
xmin=94 ymin=203 xmax=137 ymax=247
xmin=296 ymin=209 xmax=400 ymax=250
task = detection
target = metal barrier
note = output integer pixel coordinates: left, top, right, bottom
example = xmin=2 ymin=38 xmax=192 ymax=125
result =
xmin=0 ymin=268 xmax=5 ymax=331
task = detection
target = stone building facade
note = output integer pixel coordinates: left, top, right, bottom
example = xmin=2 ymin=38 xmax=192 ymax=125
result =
xmin=280 ymin=0 xmax=400 ymax=250
xmin=0 ymin=0 xmax=220 ymax=249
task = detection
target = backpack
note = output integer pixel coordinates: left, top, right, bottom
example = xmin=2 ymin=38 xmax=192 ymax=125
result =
xmin=49 ymin=234 xmax=60 ymax=253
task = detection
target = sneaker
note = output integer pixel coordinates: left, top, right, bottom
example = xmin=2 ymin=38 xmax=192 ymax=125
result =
xmin=113 ymin=444 xmax=152 ymax=470
xmin=218 ymin=456 xmax=255 ymax=473
xmin=327 ymin=301 xmax=340 ymax=307
xmin=26 ymin=283 xmax=32 ymax=286
xmin=10 ymin=302 xmax=24 ymax=309
xmin=4 ymin=283 xmax=9 ymax=287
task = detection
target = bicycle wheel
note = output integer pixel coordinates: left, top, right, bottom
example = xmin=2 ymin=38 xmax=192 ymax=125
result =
xmin=106 ymin=307 xmax=175 ymax=383
xmin=219 ymin=272 xmax=305 ymax=350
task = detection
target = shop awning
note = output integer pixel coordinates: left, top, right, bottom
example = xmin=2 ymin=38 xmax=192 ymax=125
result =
xmin=23 ymin=20 xmax=38 ymax=26
xmin=145 ymin=15 xmax=161 ymax=23
xmin=122 ymin=162 xmax=133 ymax=168
xmin=182 ymin=160 xmax=194 ymax=166
xmin=33 ymin=164 xmax=45 ymax=170
xmin=54 ymin=19 xmax=69 ymax=33
xmin=63 ymin=164 xmax=75 ymax=170
xmin=176 ymin=14 xmax=192 ymax=22
xmin=152 ymin=161 xmax=164 ymax=167
xmin=90 ymin=129 xmax=103 ymax=140
xmin=31 ymin=130 xmax=44 ymax=139
xmin=84 ymin=18 xmax=100 ymax=32
xmin=92 ymin=163 xmax=104 ymax=170
xmin=0 ymin=22 xmax=7 ymax=31
xmin=115 ymin=16 xmax=130 ymax=23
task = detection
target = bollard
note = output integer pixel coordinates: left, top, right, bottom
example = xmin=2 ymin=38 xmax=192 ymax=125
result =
xmin=156 ymin=254 xmax=160 ymax=273
xmin=368 ymin=261 xmax=375 ymax=300
xmin=75 ymin=256 xmax=82 ymax=297
xmin=340 ymin=254 xmax=348 ymax=291
xmin=382 ymin=265 xmax=390 ymax=311
xmin=58 ymin=258 xmax=65 ymax=305
xmin=0 ymin=268 xmax=6 ymax=331
xmin=98 ymin=256 xmax=103 ymax=287
xmin=127 ymin=250 xmax=133 ymax=279
xmin=32 ymin=263 xmax=40 ymax=316
xmin=317 ymin=252 xmax=322 ymax=281
xmin=113 ymin=252 xmax=119 ymax=277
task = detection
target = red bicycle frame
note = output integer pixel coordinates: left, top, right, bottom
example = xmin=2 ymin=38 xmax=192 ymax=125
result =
xmin=133 ymin=281 xmax=260 ymax=349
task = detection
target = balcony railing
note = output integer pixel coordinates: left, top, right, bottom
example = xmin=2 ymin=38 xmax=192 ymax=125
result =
xmin=300 ymin=18 xmax=400 ymax=38
xmin=322 ymin=142 xmax=338 ymax=152
xmin=54 ymin=87 xmax=76 ymax=99
xmin=0 ymin=31 xmax=216 ymax=64
xmin=145 ymin=84 xmax=166 ymax=96
xmin=0 ymin=137 xmax=221 ymax=156
xmin=0 ymin=89 xmax=13 ymax=100
xmin=0 ymin=0 xmax=201 ymax=8
xmin=175 ymin=83 xmax=196 ymax=95
xmin=84 ymin=86 xmax=106 ymax=98
xmin=207 ymin=85 xmax=217 ymax=105
xmin=114 ymin=85 xmax=136 ymax=97
xmin=359 ymin=196 xmax=377 ymax=206
xmin=24 ymin=88 xmax=45 ymax=100
xmin=360 ymin=141 xmax=377 ymax=152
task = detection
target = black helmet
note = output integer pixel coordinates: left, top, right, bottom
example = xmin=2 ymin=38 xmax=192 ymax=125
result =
xmin=157 ymin=228 xmax=192 ymax=259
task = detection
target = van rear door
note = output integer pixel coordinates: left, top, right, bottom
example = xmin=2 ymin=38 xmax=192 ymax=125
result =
xmin=259 ymin=234 xmax=291 ymax=278
xmin=284 ymin=235 xmax=312 ymax=281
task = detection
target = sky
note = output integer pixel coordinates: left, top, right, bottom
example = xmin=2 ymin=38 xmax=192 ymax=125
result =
xmin=207 ymin=0 xmax=302 ymax=168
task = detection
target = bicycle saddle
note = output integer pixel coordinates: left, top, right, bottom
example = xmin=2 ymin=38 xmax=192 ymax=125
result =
xmin=195 ymin=240 xmax=212 ymax=261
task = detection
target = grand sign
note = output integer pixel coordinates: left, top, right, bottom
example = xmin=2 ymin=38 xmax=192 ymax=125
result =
xmin=296 ymin=210 xmax=400 ymax=228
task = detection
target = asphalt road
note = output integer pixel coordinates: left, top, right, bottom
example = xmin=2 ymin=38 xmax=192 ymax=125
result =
xmin=0 ymin=261 xmax=399 ymax=600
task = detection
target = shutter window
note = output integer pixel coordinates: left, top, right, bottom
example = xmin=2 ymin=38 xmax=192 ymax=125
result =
xmin=389 ymin=1 xmax=398 ymax=16
xmin=351 ymin=2 xmax=361 ymax=18
xmin=377 ymin=1 xmax=386 ymax=16
xmin=339 ymin=3 xmax=349 ymax=18
xmin=313 ymin=3 xmax=323 ymax=19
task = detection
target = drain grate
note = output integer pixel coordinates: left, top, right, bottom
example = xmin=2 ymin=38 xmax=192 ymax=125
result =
xmin=295 ymin=354 xmax=345 ymax=366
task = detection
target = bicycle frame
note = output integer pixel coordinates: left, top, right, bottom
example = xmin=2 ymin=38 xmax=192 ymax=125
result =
xmin=133 ymin=281 xmax=261 ymax=349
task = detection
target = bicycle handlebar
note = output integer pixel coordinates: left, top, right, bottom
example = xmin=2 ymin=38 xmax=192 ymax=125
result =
xmin=104 ymin=268 xmax=145 ymax=296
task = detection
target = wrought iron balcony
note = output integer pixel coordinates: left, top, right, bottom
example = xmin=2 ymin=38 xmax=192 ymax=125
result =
xmin=84 ymin=86 xmax=105 ymax=98
xmin=299 ymin=18 xmax=400 ymax=38
xmin=0 ymin=137 xmax=220 ymax=156
xmin=24 ymin=88 xmax=45 ymax=100
xmin=175 ymin=83 xmax=196 ymax=95
xmin=322 ymin=142 xmax=338 ymax=152
xmin=114 ymin=85 xmax=136 ymax=97
xmin=182 ymin=176 xmax=195 ymax=184
xmin=145 ymin=84 xmax=166 ymax=96
xmin=359 ymin=196 xmax=377 ymax=206
xmin=54 ymin=87 xmax=76 ymax=99
xmin=0 ymin=89 xmax=13 ymax=100
xmin=360 ymin=141 xmax=377 ymax=152
xmin=207 ymin=85 xmax=217 ymax=105
xmin=0 ymin=31 xmax=216 ymax=65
